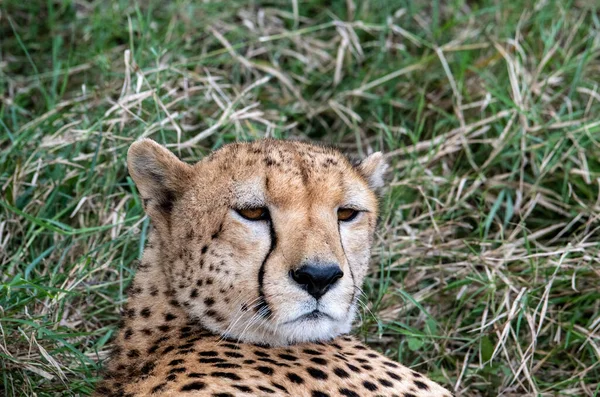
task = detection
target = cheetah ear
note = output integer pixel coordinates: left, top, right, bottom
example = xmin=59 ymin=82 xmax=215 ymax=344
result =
xmin=127 ymin=139 xmax=192 ymax=216
xmin=355 ymin=152 xmax=388 ymax=191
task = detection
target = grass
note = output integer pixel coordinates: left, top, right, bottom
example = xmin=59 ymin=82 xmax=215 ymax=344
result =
xmin=1 ymin=0 xmax=600 ymax=395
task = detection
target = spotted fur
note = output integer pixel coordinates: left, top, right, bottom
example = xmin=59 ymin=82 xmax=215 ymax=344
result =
xmin=94 ymin=139 xmax=451 ymax=396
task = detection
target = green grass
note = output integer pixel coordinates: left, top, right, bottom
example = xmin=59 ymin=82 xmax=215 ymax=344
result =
xmin=1 ymin=0 xmax=600 ymax=395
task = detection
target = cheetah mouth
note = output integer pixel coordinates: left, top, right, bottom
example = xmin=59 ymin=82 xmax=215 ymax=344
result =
xmin=284 ymin=310 xmax=334 ymax=324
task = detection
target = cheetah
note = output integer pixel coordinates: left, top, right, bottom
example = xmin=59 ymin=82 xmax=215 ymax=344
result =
xmin=95 ymin=139 xmax=452 ymax=397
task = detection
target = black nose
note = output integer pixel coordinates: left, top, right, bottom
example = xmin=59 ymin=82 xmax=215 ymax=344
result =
xmin=291 ymin=264 xmax=344 ymax=300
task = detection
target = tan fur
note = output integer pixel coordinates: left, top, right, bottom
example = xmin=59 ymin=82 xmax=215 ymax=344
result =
xmin=94 ymin=139 xmax=451 ymax=397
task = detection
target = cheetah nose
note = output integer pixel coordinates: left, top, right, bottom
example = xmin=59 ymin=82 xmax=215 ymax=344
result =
xmin=291 ymin=264 xmax=344 ymax=300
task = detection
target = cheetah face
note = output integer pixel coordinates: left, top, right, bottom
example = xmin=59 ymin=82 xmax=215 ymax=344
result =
xmin=128 ymin=139 xmax=386 ymax=346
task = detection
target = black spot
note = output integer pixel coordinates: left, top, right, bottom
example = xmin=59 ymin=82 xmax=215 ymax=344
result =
xmin=311 ymin=391 xmax=330 ymax=397
xmin=224 ymin=352 xmax=244 ymax=358
xmin=243 ymin=359 xmax=256 ymax=364
xmin=140 ymin=307 xmax=151 ymax=318
xmin=257 ymin=385 xmax=275 ymax=393
xmin=178 ymin=342 xmax=194 ymax=350
xmin=264 ymin=157 xmax=276 ymax=166
xmin=169 ymin=367 xmax=186 ymax=374
xmin=271 ymin=382 xmax=288 ymax=392
xmin=180 ymin=381 xmax=206 ymax=391
xmin=151 ymin=383 xmax=167 ymax=393
xmin=356 ymin=358 xmax=368 ymax=363
xmin=334 ymin=353 xmax=349 ymax=362
xmin=287 ymin=372 xmax=304 ymax=384
xmin=141 ymin=328 xmax=152 ymax=336
xmin=204 ymin=297 xmax=215 ymax=306
xmin=188 ymin=373 xmax=205 ymax=378
xmin=254 ymin=351 xmax=270 ymax=358
xmin=141 ymin=362 xmax=155 ymax=375
xmin=168 ymin=359 xmax=184 ymax=366
xmin=199 ymin=351 xmax=218 ymax=357
xmin=387 ymin=371 xmax=402 ymax=381
xmin=214 ymin=363 xmax=241 ymax=369
xmin=157 ymin=325 xmax=171 ymax=332
xmin=279 ymin=353 xmax=298 ymax=361
xmin=346 ymin=363 xmax=361 ymax=373
xmin=126 ymin=349 xmax=140 ymax=358
xmin=306 ymin=367 xmax=328 ymax=380
xmin=155 ymin=336 xmax=169 ymax=344
xmin=333 ymin=367 xmax=350 ymax=378
xmin=198 ymin=358 xmax=226 ymax=364
xmin=129 ymin=286 xmax=142 ymax=296
xmin=201 ymin=245 xmax=208 ymax=254
xmin=383 ymin=361 xmax=399 ymax=368
xmin=379 ymin=378 xmax=394 ymax=387
xmin=367 ymin=353 xmax=378 ymax=358
xmin=205 ymin=309 xmax=225 ymax=322
xmin=168 ymin=299 xmax=180 ymax=307
xmin=232 ymin=385 xmax=253 ymax=392
xmin=166 ymin=374 xmax=177 ymax=382
xmin=414 ymin=380 xmax=430 ymax=390
xmin=211 ymin=372 xmax=241 ymax=380
xmin=206 ymin=278 xmax=213 ymax=285
xmin=363 ymin=381 xmax=378 ymax=391
xmin=339 ymin=388 xmax=360 ymax=397
xmin=310 ymin=357 xmax=328 ymax=365
xmin=124 ymin=328 xmax=133 ymax=340
xmin=190 ymin=289 xmax=198 ymax=298
xmin=303 ymin=349 xmax=321 ymax=355
xmin=163 ymin=345 xmax=175 ymax=354
xmin=256 ymin=366 xmax=274 ymax=375
xmin=257 ymin=357 xmax=281 ymax=366
xmin=212 ymin=394 xmax=234 ymax=397
xmin=164 ymin=313 xmax=177 ymax=321
xmin=361 ymin=364 xmax=373 ymax=370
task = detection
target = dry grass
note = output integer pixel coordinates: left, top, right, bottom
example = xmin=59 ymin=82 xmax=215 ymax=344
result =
xmin=1 ymin=1 xmax=600 ymax=396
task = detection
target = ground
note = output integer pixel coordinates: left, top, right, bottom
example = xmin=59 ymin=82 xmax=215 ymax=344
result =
xmin=1 ymin=1 xmax=599 ymax=396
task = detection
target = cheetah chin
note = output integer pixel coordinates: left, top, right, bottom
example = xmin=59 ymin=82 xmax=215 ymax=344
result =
xmin=95 ymin=139 xmax=453 ymax=397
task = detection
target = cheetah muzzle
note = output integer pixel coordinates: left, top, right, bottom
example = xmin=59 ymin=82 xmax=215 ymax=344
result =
xmin=95 ymin=139 xmax=452 ymax=397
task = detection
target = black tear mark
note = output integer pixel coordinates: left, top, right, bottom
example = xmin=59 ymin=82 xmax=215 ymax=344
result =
xmin=337 ymin=222 xmax=356 ymax=310
xmin=256 ymin=219 xmax=277 ymax=318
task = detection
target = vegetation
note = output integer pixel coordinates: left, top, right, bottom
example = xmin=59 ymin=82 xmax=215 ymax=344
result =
xmin=1 ymin=1 xmax=599 ymax=395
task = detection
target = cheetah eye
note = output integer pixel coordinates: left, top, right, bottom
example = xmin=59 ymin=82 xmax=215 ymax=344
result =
xmin=236 ymin=207 xmax=270 ymax=221
xmin=337 ymin=208 xmax=359 ymax=222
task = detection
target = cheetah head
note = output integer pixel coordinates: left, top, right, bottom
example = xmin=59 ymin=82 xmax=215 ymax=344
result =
xmin=128 ymin=139 xmax=386 ymax=345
